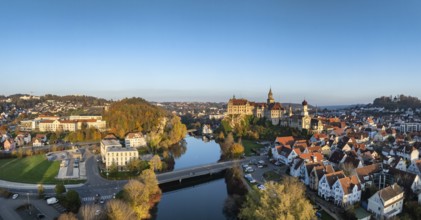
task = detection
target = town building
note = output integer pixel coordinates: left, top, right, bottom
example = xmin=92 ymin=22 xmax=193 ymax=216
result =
xmin=101 ymin=135 xmax=139 ymax=170
xmin=124 ymin=132 xmax=146 ymax=148
xmin=226 ymin=89 xmax=284 ymax=125
xmin=367 ymin=183 xmax=404 ymax=219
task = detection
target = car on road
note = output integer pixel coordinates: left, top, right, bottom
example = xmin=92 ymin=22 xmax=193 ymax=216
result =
xmin=245 ymin=167 xmax=254 ymax=173
xmin=12 ymin=194 xmax=19 ymax=199
xmin=99 ymin=199 xmax=105 ymax=204
xmin=95 ymin=210 xmax=101 ymax=216
xmin=47 ymin=197 xmax=59 ymax=205
xmin=36 ymin=213 xmax=46 ymax=219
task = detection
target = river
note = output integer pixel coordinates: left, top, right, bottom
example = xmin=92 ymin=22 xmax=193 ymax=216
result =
xmin=156 ymin=136 xmax=229 ymax=220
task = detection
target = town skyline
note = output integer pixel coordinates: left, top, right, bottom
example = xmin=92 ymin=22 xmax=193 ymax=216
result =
xmin=2 ymin=0 xmax=421 ymax=105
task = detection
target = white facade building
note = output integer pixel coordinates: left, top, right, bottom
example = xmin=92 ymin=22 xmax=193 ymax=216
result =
xmin=367 ymin=184 xmax=404 ymax=219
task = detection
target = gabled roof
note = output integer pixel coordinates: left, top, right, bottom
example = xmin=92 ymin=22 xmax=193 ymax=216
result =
xmin=342 ymin=156 xmax=361 ymax=169
xmin=276 ymin=136 xmax=295 ymax=146
xmin=355 ymin=163 xmax=382 ymax=184
xmin=305 ymin=162 xmax=323 ymax=175
xmin=126 ymin=132 xmax=143 ymax=139
xmin=278 ymin=146 xmax=292 ymax=157
xmin=329 ymin=150 xmax=345 ymax=164
xmin=338 ymin=176 xmax=361 ymax=194
xmin=378 ymin=183 xmax=404 ymax=203
xmin=308 ymin=146 xmax=321 ymax=153
xmin=325 ymin=171 xmax=346 ymax=187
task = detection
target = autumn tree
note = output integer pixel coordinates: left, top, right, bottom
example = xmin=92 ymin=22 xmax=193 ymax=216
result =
xmin=80 ymin=204 xmax=101 ymax=220
xmin=123 ymin=180 xmax=151 ymax=219
xmin=138 ymin=168 xmax=162 ymax=203
xmin=239 ymin=177 xmax=315 ymax=220
xmin=106 ymin=199 xmax=137 ymax=220
xmin=58 ymin=212 xmax=78 ymax=220
xmin=149 ymin=155 xmax=162 ymax=172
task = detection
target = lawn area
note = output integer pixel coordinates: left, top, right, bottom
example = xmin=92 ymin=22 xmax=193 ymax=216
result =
xmin=263 ymin=170 xmax=281 ymax=182
xmin=242 ymin=139 xmax=265 ymax=156
xmin=0 ymin=155 xmax=63 ymax=184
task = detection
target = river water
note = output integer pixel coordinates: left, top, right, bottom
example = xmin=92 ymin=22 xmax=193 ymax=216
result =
xmin=156 ymin=136 xmax=228 ymax=220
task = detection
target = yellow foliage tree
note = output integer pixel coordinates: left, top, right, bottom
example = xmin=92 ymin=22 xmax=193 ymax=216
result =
xmin=239 ymin=177 xmax=315 ymax=220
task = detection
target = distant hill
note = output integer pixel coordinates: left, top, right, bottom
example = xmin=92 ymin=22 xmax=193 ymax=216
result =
xmin=371 ymin=95 xmax=421 ymax=110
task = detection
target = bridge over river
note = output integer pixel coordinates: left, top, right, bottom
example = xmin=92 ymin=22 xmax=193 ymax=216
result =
xmin=156 ymin=159 xmax=247 ymax=184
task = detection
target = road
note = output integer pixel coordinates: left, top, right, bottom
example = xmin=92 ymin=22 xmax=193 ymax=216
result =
xmin=0 ymin=196 xmax=60 ymax=220
xmin=156 ymin=159 xmax=247 ymax=184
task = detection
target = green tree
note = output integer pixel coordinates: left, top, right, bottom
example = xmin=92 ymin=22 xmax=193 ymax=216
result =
xmin=65 ymin=190 xmax=81 ymax=213
xmin=55 ymin=183 xmax=66 ymax=195
xmin=239 ymin=177 xmax=315 ymax=220
xmin=109 ymin=162 xmax=118 ymax=176
xmin=126 ymin=158 xmax=142 ymax=174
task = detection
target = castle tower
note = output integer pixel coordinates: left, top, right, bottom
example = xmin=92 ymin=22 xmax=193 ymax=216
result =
xmin=267 ymin=88 xmax=275 ymax=104
xmin=302 ymin=99 xmax=308 ymax=116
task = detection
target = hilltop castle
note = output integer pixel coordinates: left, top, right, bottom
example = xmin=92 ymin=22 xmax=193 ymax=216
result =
xmin=226 ymin=89 xmax=323 ymax=133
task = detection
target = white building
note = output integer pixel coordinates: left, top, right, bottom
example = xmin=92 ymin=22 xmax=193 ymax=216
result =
xmin=101 ymin=137 xmax=139 ymax=170
xmin=202 ymin=124 xmax=213 ymax=135
xmin=332 ymin=176 xmax=361 ymax=207
xmin=367 ymin=183 xmax=404 ymax=219
xmin=125 ymin=132 xmax=146 ymax=148
xmin=318 ymin=171 xmax=346 ymax=201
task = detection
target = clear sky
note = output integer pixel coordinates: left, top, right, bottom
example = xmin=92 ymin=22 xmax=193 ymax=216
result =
xmin=1 ymin=0 xmax=420 ymax=105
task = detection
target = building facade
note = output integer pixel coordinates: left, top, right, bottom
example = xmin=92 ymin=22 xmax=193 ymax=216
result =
xmin=101 ymin=136 xmax=139 ymax=170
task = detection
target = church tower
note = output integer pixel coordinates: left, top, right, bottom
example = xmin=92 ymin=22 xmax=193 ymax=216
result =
xmin=289 ymin=105 xmax=293 ymax=117
xmin=267 ymin=88 xmax=275 ymax=104
xmin=302 ymin=99 xmax=308 ymax=116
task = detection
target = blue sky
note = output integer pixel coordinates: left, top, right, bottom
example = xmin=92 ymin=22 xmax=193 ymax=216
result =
xmin=1 ymin=0 xmax=420 ymax=105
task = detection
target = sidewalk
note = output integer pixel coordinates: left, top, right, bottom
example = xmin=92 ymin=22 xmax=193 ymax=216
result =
xmin=0 ymin=179 xmax=84 ymax=190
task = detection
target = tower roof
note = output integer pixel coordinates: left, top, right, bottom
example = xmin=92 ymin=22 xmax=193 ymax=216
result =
xmin=302 ymin=99 xmax=308 ymax=106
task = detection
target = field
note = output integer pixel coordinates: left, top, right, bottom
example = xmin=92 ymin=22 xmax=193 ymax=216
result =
xmin=0 ymin=155 xmax=61 ymax=184
xmin=242 ymin=139 xmax=265 ymax=156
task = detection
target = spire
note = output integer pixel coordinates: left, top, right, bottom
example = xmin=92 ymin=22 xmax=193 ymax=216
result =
xmin=267 ymin=87 xmax=274 ymax=104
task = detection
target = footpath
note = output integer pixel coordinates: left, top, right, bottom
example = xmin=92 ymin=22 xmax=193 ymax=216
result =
xmin=0 ymin=179 xmax=84 ymax=190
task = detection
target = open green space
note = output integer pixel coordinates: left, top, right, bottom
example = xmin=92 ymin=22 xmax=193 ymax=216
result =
xmin=0 ymin=155 xmax=83 ymax=184
xmin=242 ymin=139 xmax=264 ymax=156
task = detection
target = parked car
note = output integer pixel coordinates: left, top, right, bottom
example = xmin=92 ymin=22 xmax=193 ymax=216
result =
xmin=257 ymin=184 xmax=266 ymax=190
xmin=46 ymin=197 xmax=58 ymax=205
xmin=12 ymin=194 xmax=19 ymax=199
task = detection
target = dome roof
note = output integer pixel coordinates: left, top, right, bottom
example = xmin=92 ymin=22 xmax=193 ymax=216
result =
xmin=302 ymin=99 xmax=308 ymax=106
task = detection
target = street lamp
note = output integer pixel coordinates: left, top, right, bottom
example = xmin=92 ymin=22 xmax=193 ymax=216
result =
xmin=26 ymin=192 xmax=31 ymax=215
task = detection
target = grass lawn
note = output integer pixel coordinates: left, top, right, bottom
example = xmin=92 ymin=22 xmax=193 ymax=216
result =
xmin=263 ymin=170 xmax=281 ymax=182
xmin=0 ymin=155 xmax=74 ymax=184
xmin=242 ymin=139 xmax=265 ymax=156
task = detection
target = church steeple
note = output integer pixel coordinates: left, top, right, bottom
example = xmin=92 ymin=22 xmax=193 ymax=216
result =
xmin=267 ymin=88 xmax=275 ymax=104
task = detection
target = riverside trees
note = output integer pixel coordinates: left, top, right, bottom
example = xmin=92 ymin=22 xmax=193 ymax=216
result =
xmin=239 ymin=177 xmax=315 ymax=220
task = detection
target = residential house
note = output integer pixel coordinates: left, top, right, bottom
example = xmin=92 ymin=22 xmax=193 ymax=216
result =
xmin=125 ymin=132 xmax=146 ymax=148
xmin=302 ymin=162 xmax=323 ymax=185
xmin=32 ymin=138 xmax=44 ymax=147
xmin=318 ymin=171 xmax=346 ymax=201
xmin=332 ymin=176 xmax=362 ymax=207
xmin=310 ymin=165 xmax=335 ymax=191
xmin=355 ymin=163 xmax=382 ymax=190
xmin=328 ymin=150 xmax=345 ymax=169
xmin=367 ymin=183 xmax=404 ymax=219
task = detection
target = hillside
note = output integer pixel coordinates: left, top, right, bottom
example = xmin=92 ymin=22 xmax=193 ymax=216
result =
xmin=372 ymin=95 xmax=421 ymax=110
xmin=103 ymin=98 xmax=186 ymax=148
